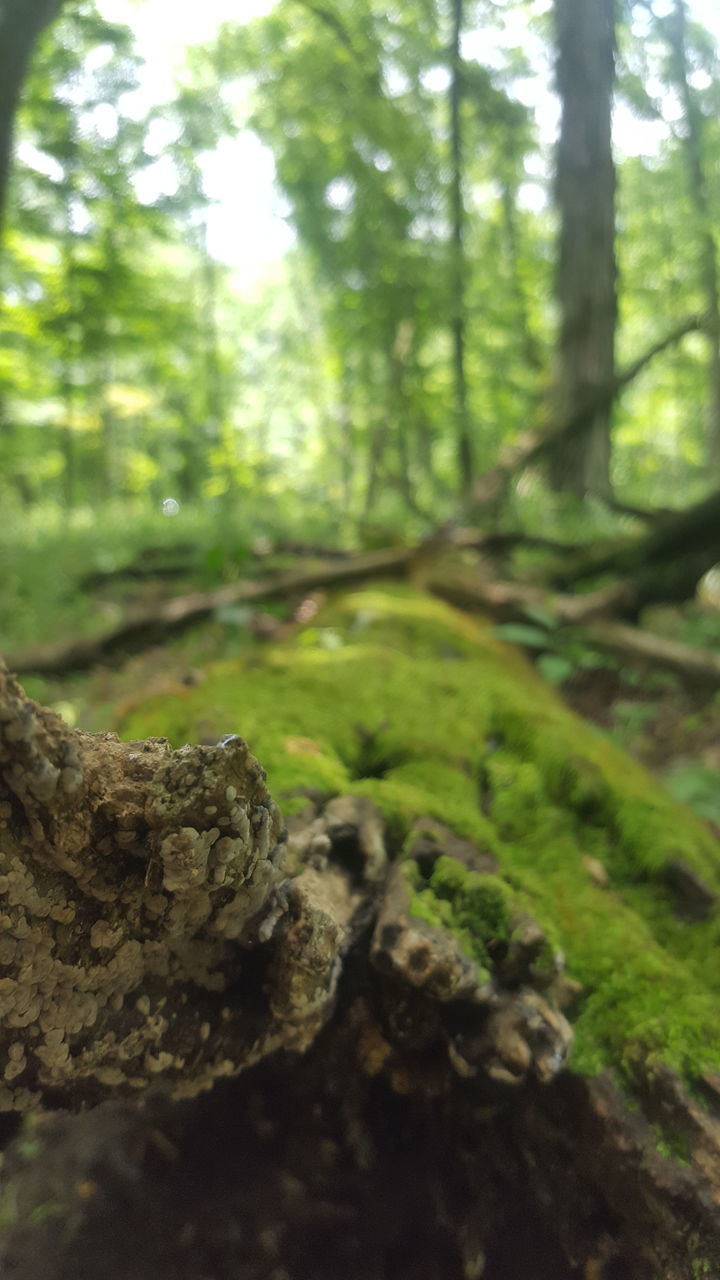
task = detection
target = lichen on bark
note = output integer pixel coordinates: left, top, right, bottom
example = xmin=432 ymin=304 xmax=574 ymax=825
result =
xmin=0 ymin=662 xmax=288 ymax=1106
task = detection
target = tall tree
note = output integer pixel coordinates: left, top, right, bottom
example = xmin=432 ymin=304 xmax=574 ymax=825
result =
xmin=449 ymin=0 xmax=473 ymax=493
xmin=0 ymin=0 xmax=66 ymax=238
xmin=547 ymin=0 xmax=617 ymax=498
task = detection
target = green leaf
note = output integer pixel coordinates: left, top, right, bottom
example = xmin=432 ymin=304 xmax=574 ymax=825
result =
xmin=537 ymin=653 xmax=574 ymax=684
xmin=493 ymin=624 xmax=550 ymax=649
xmin=521 ymin=602 xmax=557 ymax=630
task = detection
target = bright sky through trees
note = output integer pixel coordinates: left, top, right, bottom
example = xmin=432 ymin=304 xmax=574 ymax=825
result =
xmin=86 ymin=0 xmax=720 ymax=286
xmin=99 ymin=0 xmax=293 ymax=283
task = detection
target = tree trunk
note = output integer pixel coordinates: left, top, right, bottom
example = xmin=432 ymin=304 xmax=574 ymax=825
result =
xmin=388 ymin=318 xmax=415 ymax=512
xmin=0 ymin=0 xmax=66 ymax=240
xmin=665 ymin=0 xmax=720 ymax=468
xmin=547 ymin=0 xmax=617 ymax=498
xmin=449 ymin=0 xmax=473 ymax=495
xmin=500 ymin=177 xmax=542 ymax=373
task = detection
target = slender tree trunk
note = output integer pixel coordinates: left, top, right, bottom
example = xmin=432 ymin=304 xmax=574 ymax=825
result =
xmin=201 ymin=236 xmax=224 ymax=438
xmin=363 ymin=416 xmax=387 ymax=518
xmin=547 ymin=0 xmax=617 ymax=498
xmin=363 ymin=349 xmax=387 ymax=517
xmin=60 ymin=364 xmax=76 ymax=509
xmin=666 ymin=0 xmax=720 ymax=468
xmin=98 ymin=227 xmax=118 ymax=498
xmin=415 ymin=406 xmax=439 ymax=499
xmin=338 ymin=364 xmax=355 ymax=512
xmin=388 ymin=318 xmax=414 ymax=511
xmin=500 ymin=179 xmax=542 ymax=373
xmin=449 ymin=0 xmax=473 ymax=495
xmin=0 ymin=0 xmax=66 ymax=239
xmin=59 ymin=201 xmax=78 ymax=508
xmin=99 ymin=359 xmax=117 ymax=497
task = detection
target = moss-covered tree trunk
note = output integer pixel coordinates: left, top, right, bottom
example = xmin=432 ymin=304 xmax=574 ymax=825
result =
xmin=1 ymin=587 xmax=720 ymax=1278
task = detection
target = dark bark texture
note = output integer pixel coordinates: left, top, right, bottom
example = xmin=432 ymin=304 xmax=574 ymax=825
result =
xmin=547 ymin=0 xmax=617 ymax=498
xmin=0 ymin=0 xmax=66 ymax=238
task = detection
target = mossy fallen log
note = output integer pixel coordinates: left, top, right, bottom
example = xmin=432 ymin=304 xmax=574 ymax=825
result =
xmin=1 ymin=584 xmax=720 ymax=1278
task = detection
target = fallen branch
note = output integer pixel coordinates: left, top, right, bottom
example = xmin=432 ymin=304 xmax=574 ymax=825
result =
xmin=6 ymin=545 xmax=416 ymax=675
xmin=556 ymin=485 xmax=720 ymax=589
xmin=469 ymin=312 xmax=706 ymax=505
xmin=584 ymin=619 xmax=720 ymax=687
xmin=7 ymin=505 xmax=718 ymax=677
xmin=428 ymin=570 xmax=634 ymax=626
xmin=430 ymin=571 xmax=720 ymax=686
xmin=447 ymin=527 xmax=582 ymax=556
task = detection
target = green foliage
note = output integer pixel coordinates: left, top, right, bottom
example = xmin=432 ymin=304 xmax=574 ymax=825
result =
xmin=493 ymin=615 xmax=608 ymax=685
xmin=0 ymin=496 xmax=345 ymax=657
xmin=2 ymin=0 xmax=720 ymax=518
xmin=663 ymin=761 xmax=720 ymax=826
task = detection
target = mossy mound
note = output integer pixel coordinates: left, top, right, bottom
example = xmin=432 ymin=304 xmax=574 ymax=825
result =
xmin=120 ymin=584 xmax=720 ymax=1085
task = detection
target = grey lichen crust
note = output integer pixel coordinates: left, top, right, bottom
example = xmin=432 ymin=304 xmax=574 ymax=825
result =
xmin=0 ymin=663 xmax=286 ymax=1108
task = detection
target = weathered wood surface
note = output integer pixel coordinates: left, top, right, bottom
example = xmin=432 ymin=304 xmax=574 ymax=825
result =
xmin=1 ymin=650 xmax=720 ymax=1277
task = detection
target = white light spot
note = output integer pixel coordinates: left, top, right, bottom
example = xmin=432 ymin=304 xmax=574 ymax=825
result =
xmin=162 ymin=497 xmax=181 ymax=515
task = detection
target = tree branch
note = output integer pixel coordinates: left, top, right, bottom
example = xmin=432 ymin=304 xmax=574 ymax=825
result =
xmin=469 ymin=312 xmax=706 ymax=506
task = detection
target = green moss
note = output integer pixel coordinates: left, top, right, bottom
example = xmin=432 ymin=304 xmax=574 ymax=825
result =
xmin=403 ymin=861 xmax=491 ymax=979
xmin=405 ymin=855 xmax=522 ymax=981
xmin=119 ymin=584 xmax=720 ymax=1086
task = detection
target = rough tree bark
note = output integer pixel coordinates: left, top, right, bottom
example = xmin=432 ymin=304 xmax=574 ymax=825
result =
xmin=0 ymin=0 xmax=67 ymax=240
xmin=546 ymin=0 xmax=617 ymax=498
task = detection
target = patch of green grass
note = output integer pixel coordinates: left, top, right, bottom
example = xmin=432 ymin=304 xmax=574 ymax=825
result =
xmin=0 ymin=497 xmax=348 ymax=656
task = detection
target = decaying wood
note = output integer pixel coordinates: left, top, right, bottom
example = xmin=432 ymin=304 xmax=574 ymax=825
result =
xmin=0 ymin=660 xmax=570 ymax=1111
xmin=428 ymin=569 xmax=633 ymax=625
xmin=557 ymin=484 xmax=720 ymax=595
xmin=2 ymin=662 xmax=720 ymax=1278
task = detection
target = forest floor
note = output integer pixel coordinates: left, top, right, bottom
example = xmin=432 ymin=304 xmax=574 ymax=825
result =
xmin=4 ymin=497 xmax=720 ymax=866
xmin=31 ymin=602 xmax=720 ymax=819
xmin=4 ymin=512 xmax=720 ymax=1279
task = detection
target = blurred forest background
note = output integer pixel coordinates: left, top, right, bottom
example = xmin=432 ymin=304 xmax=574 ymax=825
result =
xmin=3 ymin=0 xmax=720 ymax=519
xmin=7 ymin=7 xmax=720 ymax=1271
xmin=3 ymin=0 xmax=720 ymax=761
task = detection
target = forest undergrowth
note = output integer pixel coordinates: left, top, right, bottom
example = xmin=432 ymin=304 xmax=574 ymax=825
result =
xmin=4 ymin=497 xmax=720 ymax=837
